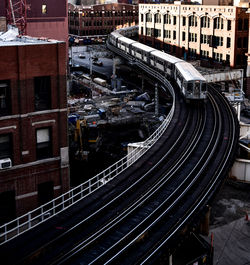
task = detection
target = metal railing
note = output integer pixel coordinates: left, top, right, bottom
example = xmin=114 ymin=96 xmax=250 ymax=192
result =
xmin=0 ymin=46 xmax=175 ymax=246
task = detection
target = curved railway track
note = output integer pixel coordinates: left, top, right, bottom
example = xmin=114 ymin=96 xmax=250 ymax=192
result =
xmin=47 ymin=86 xmax=238 ymax=265
xmin=0 ymin=43 xmax=239 ymax=265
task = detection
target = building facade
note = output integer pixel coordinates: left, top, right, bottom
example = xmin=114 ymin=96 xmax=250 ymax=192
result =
xmin=68 ymin=3 xmax=138 ymax=37
xmin=139 ymin=3 xmax=249 ymax=68
xmin=0 ymin=0 xmax=68 ymax=43
xmin=0 ymin=35 xmax=69 ymax=223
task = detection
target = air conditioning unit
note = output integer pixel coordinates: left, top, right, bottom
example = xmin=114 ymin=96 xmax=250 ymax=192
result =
xmin=0 ymin=158 xmax=12 ymax=169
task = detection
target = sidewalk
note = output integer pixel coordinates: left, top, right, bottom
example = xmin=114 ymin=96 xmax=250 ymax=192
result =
xmin=205 ymin=218 xmax=250 ymax=265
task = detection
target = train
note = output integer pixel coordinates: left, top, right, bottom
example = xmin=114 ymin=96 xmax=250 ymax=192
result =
xmin=108 ymin=26 xmax=207 ymax=101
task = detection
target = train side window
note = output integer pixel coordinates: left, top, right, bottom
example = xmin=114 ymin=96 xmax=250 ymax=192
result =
xmin=201 ymin=83 xmax=207 ymax=92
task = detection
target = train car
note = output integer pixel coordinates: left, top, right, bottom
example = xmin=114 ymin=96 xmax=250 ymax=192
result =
xmin=175 ymin=61 xmax=207 ymax=100
xmin=117 ymin=37 xmax=136 ymax=54
xmin=109 ymin=27 xmax=207 ymax=102
xmin=109 ymin=31 xmax=122 ymax=47
xmin=130 ymin=42 xmax=155 ymax=64
xmin=149 ymin=50 xmax=182 ymax=78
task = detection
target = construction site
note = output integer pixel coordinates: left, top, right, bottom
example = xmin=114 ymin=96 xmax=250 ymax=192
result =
xmin=68 ymin=45 xmax=169 ymax=185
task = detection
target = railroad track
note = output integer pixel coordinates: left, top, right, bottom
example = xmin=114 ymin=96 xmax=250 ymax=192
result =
xmin=0 ymin=48 xmax=239 ymax=265
xmin=48 ymin=86 xmax=237 ymax=265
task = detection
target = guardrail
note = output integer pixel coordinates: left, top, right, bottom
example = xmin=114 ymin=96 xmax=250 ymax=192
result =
xmin=0 ymin=41 xmax=175 ymax=246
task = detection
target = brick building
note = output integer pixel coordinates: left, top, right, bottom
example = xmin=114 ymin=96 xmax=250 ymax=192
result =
xmin=68 ymin=3 xmax=138 ymax=37
xmin=0 ymin=32 xmax=69 ymax=223
xmin=139 ymin=3 xmax=249 ymax=69
xmin=0 ymin=0 xmax=68 ymax=43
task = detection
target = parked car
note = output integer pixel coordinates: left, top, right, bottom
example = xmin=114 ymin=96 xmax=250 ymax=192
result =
xmin=78 ymin=54 xmax=86 ymax=59
xmin=93 ymin=61 xmax=103 ymax=66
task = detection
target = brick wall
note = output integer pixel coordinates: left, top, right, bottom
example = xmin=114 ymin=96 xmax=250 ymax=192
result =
xmin=0 ymin=41 xmax=69 ymax=218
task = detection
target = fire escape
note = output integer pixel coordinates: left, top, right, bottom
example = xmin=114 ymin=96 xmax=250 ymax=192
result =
xmin=6 ymin=0 xmax=27 ymax=35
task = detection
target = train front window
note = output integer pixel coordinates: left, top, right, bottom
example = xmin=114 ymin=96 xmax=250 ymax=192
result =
xmin=187 ymin=82 xmax=193 ymax=93
xmin=195 ymin=82 xmax=200 ymax=90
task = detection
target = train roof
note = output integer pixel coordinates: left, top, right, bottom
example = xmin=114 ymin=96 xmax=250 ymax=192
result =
xmin=131 ymin=42 xmax=156 ymax=52
xmin=175 ymin=62 xmax=206 ymax=82
xmin=118 ymin=36 xmax=136 ymax=45
xmin=150 ymin=50 xmax=182 ymax=64
xmin=110 ymin=31 xmax=122 ymax=39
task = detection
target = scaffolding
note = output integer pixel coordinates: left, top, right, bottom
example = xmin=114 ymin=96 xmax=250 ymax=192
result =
xmin=6 ymin=0 xmax=27 ymax=35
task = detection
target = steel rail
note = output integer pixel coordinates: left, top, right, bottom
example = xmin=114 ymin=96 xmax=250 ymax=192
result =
xmin=52 ymin=105 xmax=204 ymax=265
xmin=0 ymin=56 xmax=175 ymax=245
xmin=138 ymin=89 xmax=237 ymax=265
xmin=87 ymin=100 xmax=216 ymax=265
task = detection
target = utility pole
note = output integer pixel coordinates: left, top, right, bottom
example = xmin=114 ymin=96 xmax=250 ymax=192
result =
xmin=155 ymin=83 xmax=159 ymax=116
xmin=89 ymin=50 xmax=93 ymax=77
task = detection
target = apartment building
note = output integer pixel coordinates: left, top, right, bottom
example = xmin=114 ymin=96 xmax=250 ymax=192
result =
xmin=139 ymin=3 xmax=249 ymax=68
xmin=68 ymin=3 xmax=138 ymax=37
xmin=0 ymin=32 xmax=69 ymax=223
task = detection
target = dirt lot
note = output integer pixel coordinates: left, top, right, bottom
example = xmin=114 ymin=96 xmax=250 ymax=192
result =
xmin=210 ymin=180 xmax=250 ymax=228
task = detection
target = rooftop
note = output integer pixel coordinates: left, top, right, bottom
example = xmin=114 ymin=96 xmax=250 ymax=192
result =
xmin=0 ymin=27 xmax=63 ymax=47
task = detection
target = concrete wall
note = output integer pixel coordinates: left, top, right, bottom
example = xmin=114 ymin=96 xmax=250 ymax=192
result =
xmin=230 ymin=159 xmax=250 ymax=183
xmin=229 ymin=123 xmax=250 ymax=182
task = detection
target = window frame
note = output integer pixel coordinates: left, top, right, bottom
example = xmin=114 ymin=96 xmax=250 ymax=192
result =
xmin=36 ymin=127 xmax=52 ymax=160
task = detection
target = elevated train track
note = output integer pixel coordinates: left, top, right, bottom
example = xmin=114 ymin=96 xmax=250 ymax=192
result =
xmin=0 ymin=30 xmax=239 ymax=264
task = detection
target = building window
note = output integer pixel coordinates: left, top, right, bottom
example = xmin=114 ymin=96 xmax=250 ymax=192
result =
xmin=214 ymin=36 xmax=223 ymax=47
xmin=238 ymin=18 xmax=242 ymax=30
xmin=155 ymin=13 xmax=161 ymax=24
xmin=213 ymin=52 xmax=223 ymax=62
xmin=173 ymin=16 xmax=176 ymax=25
xmin=189 ymin=33 xmax=197 ymax=42
xmin=164 ymin=14 xmax=171 ymax=24
xmin=0 ymin=134 xmax=12 ymax=160
xmin=182 ymin=32 xmax=185 ymax=41
xmin=164 ymin=30 xmax=171 ymax=39
xmin=201 ymin=16 xmax=210 ymax=28
xmin=226 ymin=54 xmax=230 ymax=64
xmin=141 ymin=14 xmax=143 ymax=22
xmin=154 ymin=29 xmax=161 ymax=38
xmin=227 ymin=20 xmax=231 ymax=31
xmin=243 ymin=37 xmax=248 ymax=48
xmin=182 ymin=17 xmax=186 ymax=26
xmin=173 ymin=30 xmax=176 ymax=40
xmin=214 ymin=17 xmax=223 ymax=29
xmin=243 ymin=19 xmax=248 ymax=31
xmin=146 ymin=27 xmax=152 ymax=36
xmin=34 ymin=76 xmax=51 ymax=111
xmin=36 ymin=128 xmax=52 ymax=160
xmin=146 ymin=13 xmax=152 ymax=23
xmin=0 ymin=81 xmax=11 ymax=116
xmin=201 ymin=34 xmax=209 ymax=44
xmin=188 ymin=48 xmax=197 ymax=58
xmin=42 ymin=4 xmax=47 ymax=14
xmin=141 ymin=27 xmax=143 ymax=35
xmin=189 ymin=15 xmax=197 ymax=27
xmin=201 ymin=50 xmax=209 ymax=59
xmin=226 ymin=37 xmax=231 ymax=48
